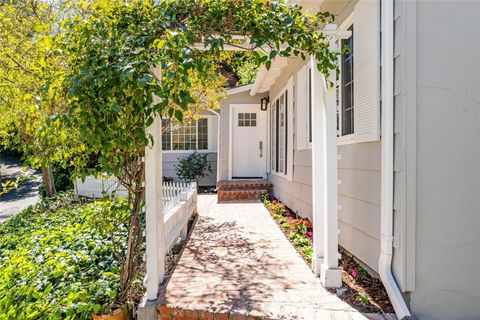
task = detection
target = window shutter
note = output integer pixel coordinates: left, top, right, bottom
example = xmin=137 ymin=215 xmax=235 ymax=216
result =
xmin=353 ymin=0 xmax=380 ymax=143
xmin=296 ymin=64 xmax=309 ymax=150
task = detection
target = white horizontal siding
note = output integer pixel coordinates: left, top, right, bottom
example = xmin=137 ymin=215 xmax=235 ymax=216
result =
xmin=338 ymin=141 xmax=381 ymax=272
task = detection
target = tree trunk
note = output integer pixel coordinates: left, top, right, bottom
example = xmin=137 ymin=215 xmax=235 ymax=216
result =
xmin=118 ymin=159 xmax=145 ymax=304
xmin=41 ymin=165 xmax=56 ymax=197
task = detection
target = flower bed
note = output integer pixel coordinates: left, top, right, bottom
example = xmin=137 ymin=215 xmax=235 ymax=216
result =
xmin=261 ymin=194 xmax=313 ymax=262
xmin=261 ymin=193 xmax=394 ymax=314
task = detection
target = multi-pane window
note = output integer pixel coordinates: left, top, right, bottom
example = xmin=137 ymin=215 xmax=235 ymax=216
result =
xmin=162 ymin=118 xmax=208 ymax=151
xmin=197 ymin=118 xmax=208 ymax=150
xmin=271 ymin=89 xmax=288 ymax=174
xmin=238 ymin=113 xmax=257 ymax=127
xmin=271 ymin=102 xmax=277 ymax=172
xmin=340 ymin=25 xmax=354 ymax=136
xmin=162 ymin=119 xmax=172 ymax=150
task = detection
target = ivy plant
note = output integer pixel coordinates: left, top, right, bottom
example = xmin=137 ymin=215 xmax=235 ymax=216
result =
xmin=0 ymin=193 xmax=131 ymax=319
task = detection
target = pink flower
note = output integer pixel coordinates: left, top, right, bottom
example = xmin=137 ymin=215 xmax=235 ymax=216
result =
xmin=351 ymin=269 xmax=359 ymax=278
xmin=306 ymin=231 xmax=313 ymax=239
xmin=303 ymin=220 xmax=313 ymax=228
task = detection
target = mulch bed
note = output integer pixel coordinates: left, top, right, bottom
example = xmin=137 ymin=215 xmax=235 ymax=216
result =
xmin=329 ymin=248 xmax=395 ymax=314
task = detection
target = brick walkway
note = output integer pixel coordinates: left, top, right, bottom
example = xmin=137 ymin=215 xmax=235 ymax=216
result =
xmin=159 ymin=195 xmax=372 ymax=320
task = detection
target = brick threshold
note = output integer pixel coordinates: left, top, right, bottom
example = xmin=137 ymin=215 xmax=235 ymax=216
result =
xmin=158 ymin=305 xmax=398 ymax=320
xmin=158 ymin=305 xmax=266 ymax=320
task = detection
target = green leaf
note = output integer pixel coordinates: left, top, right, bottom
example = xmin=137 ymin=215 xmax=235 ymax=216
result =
xmin=174 ymin=110 xmax=183 ymax=122
xmin=112 ymin=104 xmax=121 ymax=113
xmin=121 ymin=66 xmax=135 ymax=81
xmin=145 ymin=116 xmax=154 ymax=127
xmin=265 ymin=60 xmax=272 ymax=70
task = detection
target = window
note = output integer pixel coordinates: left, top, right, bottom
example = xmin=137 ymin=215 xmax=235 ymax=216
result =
xmin=338 ymin=25 xmax=354 ymax=137
xmin=162 ymin=118 xmax=208 ymax=151
xmin=271 ymin=89 xmax=288 ymax=174
xmin=238 ymin=113 xmax=257 ymax=127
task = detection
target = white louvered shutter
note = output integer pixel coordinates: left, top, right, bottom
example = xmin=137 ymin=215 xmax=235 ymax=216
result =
xmin=353 ymin=0 xmax=381 ymax=143
xmin=296 ymin=64 xmax=309 ymax=150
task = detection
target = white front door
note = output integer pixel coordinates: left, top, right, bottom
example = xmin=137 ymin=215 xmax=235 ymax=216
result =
xmin=231 ymin=105 xmax=267 ymax=179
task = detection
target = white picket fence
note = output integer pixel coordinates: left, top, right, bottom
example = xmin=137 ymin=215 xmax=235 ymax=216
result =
xmin=74 ymin=175 xmax=128 ymax=199
xmin=74 ymin=175 xmax=197 ymax=252
xmin=75 ymin=176 xmax=196 ymax=212
xmin=163 ymin=182 xmax=197 ymax=252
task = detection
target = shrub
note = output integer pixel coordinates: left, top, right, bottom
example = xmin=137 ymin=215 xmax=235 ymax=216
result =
xmin=0 ymin=192 xmax=131 ymax=319
xmin=174 ymin=151 xmax=212 ymax=184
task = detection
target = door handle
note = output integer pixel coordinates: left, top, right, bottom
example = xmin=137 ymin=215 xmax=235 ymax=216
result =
xmin=259 ymin=141 xmax=263 ymax=157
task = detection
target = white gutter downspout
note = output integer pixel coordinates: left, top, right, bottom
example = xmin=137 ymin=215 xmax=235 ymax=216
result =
xmin=209 ymin=109 xmax=221 ymax=183
xmin=380 ymin=1 xmax=412 ymax=319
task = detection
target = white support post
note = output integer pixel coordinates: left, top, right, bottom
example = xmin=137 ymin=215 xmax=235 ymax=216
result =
xmin=311 ymin=56 xmax=325 ymax=276
xmin=311 ymin=39 xmax=342 ymax=288
xmin=321 ymin=38 xmax=341 ymax=288
xmin=145 ymin=113 xmax=165 ymax=301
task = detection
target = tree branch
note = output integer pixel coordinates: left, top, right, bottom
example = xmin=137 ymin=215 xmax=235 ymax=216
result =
xmin=5 ymin=54 xmax=34 ymax=75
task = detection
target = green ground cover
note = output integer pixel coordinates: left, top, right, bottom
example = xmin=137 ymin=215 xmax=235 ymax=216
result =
xmin=0 ymin=193 xmax=132 ymax=320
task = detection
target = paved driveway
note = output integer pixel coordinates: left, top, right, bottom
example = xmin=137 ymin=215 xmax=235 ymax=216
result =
xmin=0 ymin=155 xmax=41 ymax=223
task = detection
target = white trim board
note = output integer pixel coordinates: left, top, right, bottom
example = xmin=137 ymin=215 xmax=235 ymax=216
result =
xmin=227 ymin=84 xmax=254 ymax=96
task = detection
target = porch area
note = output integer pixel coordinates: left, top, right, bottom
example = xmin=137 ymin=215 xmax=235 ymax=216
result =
xmin=157 ymin=195 xmax=370 ymax=320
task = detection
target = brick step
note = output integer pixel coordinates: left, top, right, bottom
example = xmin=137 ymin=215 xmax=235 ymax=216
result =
xmin=158 ymin=305 xmax=265 ymax=320
xmin=217 ymin=189 xmax=268 ymax=202
xmin=216 ymin=180 xmax=272 ymax=191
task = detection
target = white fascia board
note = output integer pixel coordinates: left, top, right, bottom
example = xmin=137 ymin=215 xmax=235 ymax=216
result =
xmin=250 ymin=66 xmax=268 ymax=96
xmin=227 ymin=84 xmax=255 ymax=96
xmin=250 ymin=57 xmax=292 ymax=96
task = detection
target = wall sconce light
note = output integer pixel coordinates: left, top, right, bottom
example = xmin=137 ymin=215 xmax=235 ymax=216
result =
xmin=260 ymin=96 xmax=269 ymax=111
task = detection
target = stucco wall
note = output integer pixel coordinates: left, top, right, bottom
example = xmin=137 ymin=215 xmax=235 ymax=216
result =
xmin=407 ymin=1 xmax=480 ymax=319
